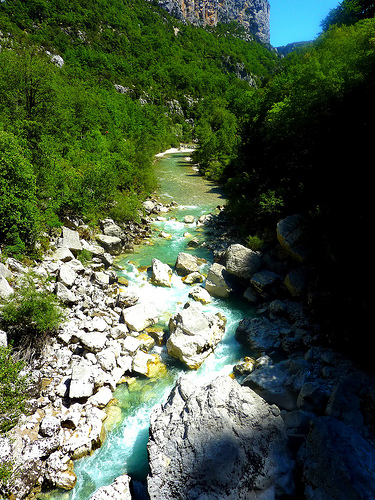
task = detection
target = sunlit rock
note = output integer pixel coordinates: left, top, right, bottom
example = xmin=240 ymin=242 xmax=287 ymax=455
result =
xmin=167 ymin=301 xmax=225 ymax=369
xmin=150 ymin=258 xmax=172 ymax=287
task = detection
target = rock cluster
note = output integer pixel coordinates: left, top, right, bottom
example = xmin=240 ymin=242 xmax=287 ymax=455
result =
xmin=0 ymin=210 xmax=170 ymax=499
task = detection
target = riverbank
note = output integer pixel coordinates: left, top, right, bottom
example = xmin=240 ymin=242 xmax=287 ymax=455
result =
xmin=1 ymin=151 xmax=374 ymax=500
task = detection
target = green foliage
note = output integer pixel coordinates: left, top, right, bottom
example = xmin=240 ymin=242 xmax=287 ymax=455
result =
xmin=0 ymin=345 xmax=28 ymax=433
xmin=1 ymin=274 xmax=65 ymax=359
xmin=321 ymin=0 xmax=375 ymax=31
xmin=246 ymin=235 xmax=264 ymax=251
xmin=0 ymin=0 xmax=278 ymax=255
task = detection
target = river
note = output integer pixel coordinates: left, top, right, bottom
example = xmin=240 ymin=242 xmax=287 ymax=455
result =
xmin=44 ymin=149 xmax=256 ymax=500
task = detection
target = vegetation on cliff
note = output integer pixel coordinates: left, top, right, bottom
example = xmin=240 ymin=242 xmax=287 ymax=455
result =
xmin=0 ymin=0 xmax=277 ymax=257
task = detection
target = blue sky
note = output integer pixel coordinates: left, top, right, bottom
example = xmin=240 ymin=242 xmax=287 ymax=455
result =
xmin=270 ymin=0 xmax=341 ymax=46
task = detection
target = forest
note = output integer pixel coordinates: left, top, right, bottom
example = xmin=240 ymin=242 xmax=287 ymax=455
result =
xmin=0 ymin=0 xmax=277 ymax=257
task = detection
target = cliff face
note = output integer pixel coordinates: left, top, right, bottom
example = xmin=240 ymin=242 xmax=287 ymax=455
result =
xmin=156 ymin=0 xmax=270 ymax=44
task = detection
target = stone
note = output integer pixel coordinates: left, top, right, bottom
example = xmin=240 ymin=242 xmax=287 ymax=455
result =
xmin=283 ymin=267 xmax=309 ymax=297
xmin=89 ymin=473 xmax=132 ymax=500
xmin=276 ymin=214 xmax=310 ymax=263
xmin=54 ymin=282 xmax=78 ymax=304
xmin=0 ymin=262 xmax=13 ymax=279
xmin=57 ymin=226 xmax=82 ymax=255
xmin=57 ymin=262 xmax=77 ymax=288
xmin=117 ymin=289 xmax=139 ymax=308
xmin=150 ymin=258 xmax=172 ymax=287
xmin=52 ymin=247 xmax=75 ymax=262
xmin=132 ymin=351 xmax=165 ymax=377
xmin=250 ymin=269 xmax=281 ymax=293
xmin=205 ymin=262 xmax=232 ymax=298
xmin=184 ymin=214 xmax=195 ymax=223
xmin=101 ymin=218 xmax=124 ymax=239
xmin=182 ymin=271 xmax=204 ymax=284
xmin=143 ymin=200 xmax=155 ymax=213
xmin=167 ymin=302 xmax=226 ymax=369
xmin=122 ymin=302 xmax=159 ymax=332
xmin=0 ymin=276 xmax=13 ymax=299
xmin=6 ymin=257 xmax=27 ymax=274
xmin=69 ymin=363 xmax=95 ymax=399
xmin=235 ymin=316 xmax=282 ymax=352
xmin=188 ymin=285 xmax=212 ymax=304
xmin=96 ymin=234 xmax=122 ymax=255
xmin=175 ymin=252 xmax=200 ymax=276
xmin=0 ymin=330 xmax=7 ymax=347
xmin=89 ymin=387 xmax=114 ymax=408
xmin=225 ymin=243 xmax=262 ymax=281
xmin=73 ymin=330 xmax=107 ymax=353
xmin=297 ymin=416 xmax=375 ymax=499
xmin=242 ymin=360 xmax=297 ymax=411
xmin=39 ymin=416 xmax=61 ymax=437
xmin=45 ymin=451 xmax=77 ymax=490
xmin=147 ymin=375 xmax=294 ymax=500
xmin=96 ymin=348 xmax=117 ymax=372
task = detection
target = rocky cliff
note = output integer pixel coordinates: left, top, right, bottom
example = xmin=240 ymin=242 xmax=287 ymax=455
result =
xmin=156 ymin=0 xmax=270 ymax=44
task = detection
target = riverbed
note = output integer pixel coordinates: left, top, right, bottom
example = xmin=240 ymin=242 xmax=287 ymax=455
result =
xmin=45 ymin=149 xmax=256 ymax=500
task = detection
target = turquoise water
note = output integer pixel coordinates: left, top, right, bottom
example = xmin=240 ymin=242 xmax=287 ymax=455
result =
xmin=43 ymin=151 xmax=255 ymax=500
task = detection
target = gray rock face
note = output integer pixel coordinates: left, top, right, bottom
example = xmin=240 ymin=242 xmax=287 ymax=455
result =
xmin=156 ymin=0 xmax=270 ymax=44
xmin=147 ymin=375 xmax=294 ymax=499
xmin=297 ymin=416 xmax=375 ymax=499
xmin=89 ymin=474 xmax=132 ymax=500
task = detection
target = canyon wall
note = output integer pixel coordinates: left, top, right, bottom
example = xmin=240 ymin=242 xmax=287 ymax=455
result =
xmin=156 ymin=0 xmax=270 ymax=44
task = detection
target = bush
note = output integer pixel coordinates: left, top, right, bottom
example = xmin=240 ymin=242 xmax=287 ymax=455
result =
xmin=1 ymin=274 xmax=65 ymax=359
xmin=0 ymin=345 xmax=28 ymax=433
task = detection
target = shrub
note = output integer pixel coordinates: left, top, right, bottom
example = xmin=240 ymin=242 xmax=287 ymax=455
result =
xmin=1 ymin=274 xmax=65 ymax=360
xmin=0 ymin=345 xmax=28 ymax=433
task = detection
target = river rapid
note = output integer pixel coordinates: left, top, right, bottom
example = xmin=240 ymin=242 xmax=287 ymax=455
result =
xmin=47 ymin=149 xmax=256 ymax=500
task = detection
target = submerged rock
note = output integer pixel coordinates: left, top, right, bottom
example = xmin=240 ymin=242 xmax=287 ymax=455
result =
xmin=147 ymin=375 xmax=294 ymax=499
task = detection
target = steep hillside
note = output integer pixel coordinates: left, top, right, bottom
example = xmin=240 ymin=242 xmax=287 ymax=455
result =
xmin=0 ymin=0 xmax=278 ymax=256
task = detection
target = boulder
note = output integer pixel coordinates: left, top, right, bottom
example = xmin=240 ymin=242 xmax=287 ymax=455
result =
xmin=175 ymin=252 xmax=200 ymax=276
xmin=39 ymin=416 xmax=61 ymax=438
xmin=184 ymin=215 xmax=195 ymax=224
xmin=283 ymin=267 xmax=309 ymax=297
xmin=167 ymin=302 xmax=226 ymax=369
xmin=188 ymin=285 xmax=212 ymax=305
xmin=297 ymin=416 xmax=375 ymax=499
xmin=57 ymin=262 xmax=77 ymax=288
xmin=250 ymin=269 xmax=281 ymax=294
xmin=69 ymin=363 xmax=95 ymax=399
xmin=0 ymin=262 xmax=13 ymax=279
xmin=117 ymin=289 xmax=139 ymax=308
xmin=44 ymin=451 xmax=77 ymax=490
xmin=0 ymin=330 xmax=7 ymax=347
xmin=122 ymin=302 xmax=159 ymax=332
xmin=52 ymin=247 xmax=75 ymax=262
xmin=147 ymin=375 xmax=294 ymax=500
xmin=150 ymin=258 xmax=172 ymax=287
xmin=182 ymin=271 xmax=204 ymax=284
xmin=235 ymin=316 xmax=282 ymax=353
xmin=243 ymin=360 xmax=297 ymax=411
xmin=73 ymin=330 xmax=107 ymax=353
xmin=54 ymin=282 xmax=78 ymax=304
xmin=57 ymin=227 xmax=82 ymax=255
xmin=225 ymin=243 xmax=262 ymax=281
xmin=89 ymin=474 xmax=132 ymax=500
xmin=96 ymin=234 xmax=122 ymax=255
xmin=100 ymin=218 xmax=124 ymax=239
xmin=276 ymin=214 xmax=309 ymax=263
xmin=205 ymin=262 xmax=232 ymax=298
xmin=0 ymin=276 xmax=13 ymax=299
